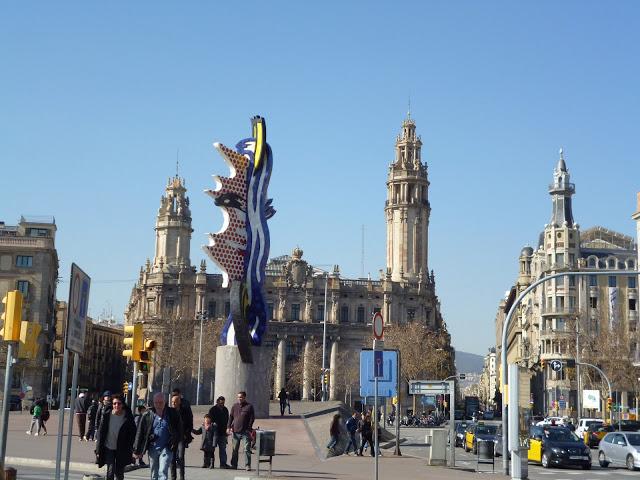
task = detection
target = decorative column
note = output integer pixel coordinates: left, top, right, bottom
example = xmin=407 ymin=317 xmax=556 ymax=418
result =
xmin=329 ymin=339 xmax=339 ymax=400
xmin=302 ymin=339 xmax=312 ymax=400
xmin=273 ymin=337 xmax=286 ymax=394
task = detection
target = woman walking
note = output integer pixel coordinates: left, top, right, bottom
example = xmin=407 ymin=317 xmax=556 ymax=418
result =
xmin=326 ymin=414 xmax=341 ymax=453
xmin=95 ymin=394 xmax=137 ymax=480
xmin=358 ymin=413 xmax=374 ymax=457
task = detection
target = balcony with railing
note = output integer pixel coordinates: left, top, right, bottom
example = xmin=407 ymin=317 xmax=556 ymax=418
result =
xmin=539 ymin=327 xmax=574 ymax=341
xmin=540 ymin=306 xmax=578 ymax=317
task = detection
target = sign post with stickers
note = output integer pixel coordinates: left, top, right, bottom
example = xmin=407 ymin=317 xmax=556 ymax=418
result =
xmin=372 ymin=312 xmax=384 ymax=480
xmin=55 ymin=264 xmax=90 ymax=480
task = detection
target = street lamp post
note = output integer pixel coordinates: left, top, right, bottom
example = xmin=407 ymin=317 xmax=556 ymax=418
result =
xmin=321 ymin=272 xmax=328 ymax=401
xmin=196 ymin=311 xmax=207 ymax=405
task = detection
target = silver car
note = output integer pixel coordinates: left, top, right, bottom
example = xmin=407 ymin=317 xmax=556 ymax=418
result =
xmin=598 ymin=432 xmax=640 ymax=470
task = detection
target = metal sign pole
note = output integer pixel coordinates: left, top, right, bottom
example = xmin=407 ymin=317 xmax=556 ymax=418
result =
xmin=63 ymin=353 xmax=79 ymax=480
xmin=55 ymin=347 xmax=69 ymax=480
xmin=394 ymin=349 xmax=401 ymax=456
xmin=449 ymin=380 xmax=455 ymax=467
xmin=131 ymin=361 xmax=138 ymax=409
xmin=374 ymin=374 xmax=378 ymax=480
xmin=0 ymin=343 xmax=16 ymax=472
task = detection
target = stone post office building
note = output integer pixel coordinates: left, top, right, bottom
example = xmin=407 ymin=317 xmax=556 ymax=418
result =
xmin=125 ymin=116 xmax=452 ymax=403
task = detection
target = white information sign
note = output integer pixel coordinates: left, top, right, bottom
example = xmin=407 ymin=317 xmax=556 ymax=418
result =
xmin=583 ymin=389 xmax=601 ymax=411
xmin=65 ymin=263 xmax=91 ymax=354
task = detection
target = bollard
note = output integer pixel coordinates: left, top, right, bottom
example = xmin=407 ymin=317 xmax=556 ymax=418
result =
xmin=4 ymin=467 xmax=16 ymax=480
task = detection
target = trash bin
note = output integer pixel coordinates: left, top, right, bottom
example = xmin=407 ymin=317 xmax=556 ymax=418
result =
xmin=477 ymin=439 xmax=494 ymax=459
xmin=476 ymin=439 xmax=495 ymax=473
xmin=255 ymin=430 xmax=276 ymax=475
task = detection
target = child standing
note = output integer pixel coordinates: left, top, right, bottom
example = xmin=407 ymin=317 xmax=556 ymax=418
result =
xmin=192 ymin=414 xmax=217 ymax=468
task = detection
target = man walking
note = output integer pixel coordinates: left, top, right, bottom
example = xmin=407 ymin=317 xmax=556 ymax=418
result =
xmin=74 ymin=392 xmax=88 ymax=440
xmin=134 ymin=393 xmax=182 ymax=480
xmin=344 ymin=411 xmax=360 ymax=455
xmin=277 ymin=388 xmax=288 ymax=416
xmin=208 ymin=396 xmax=230 ymax=468
xmin=227 ymin=391 xmax=255 ymax=471
xmin=94 ymin=391 xmax=112 ymax=439
xmin=169 ymin=394 xmax=193 ymax=480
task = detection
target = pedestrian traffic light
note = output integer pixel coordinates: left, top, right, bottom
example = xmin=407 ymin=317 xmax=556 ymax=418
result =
xmin=18 ymin=321 xmax=41 ymax=359
xmin=123 ymin=382 xmax=129 ymax=395
xmin=123 ymin=323 xmax=143 ymax=361
xmin=139 ymin=338 xmax=156 ymax=372
xmin=1 ymin=290 xmax=23 ymax=342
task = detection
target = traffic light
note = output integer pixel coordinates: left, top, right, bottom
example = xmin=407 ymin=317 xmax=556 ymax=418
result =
xmin=123 ymin=323 xmax=143 ymax=361
xmin=123 ymin=382 xmax=129 ymax=395
xmin=139 ymin=338 xmax=156 ymax=372
xmin=18 ymin=321 xmax=42 ymax=359
xmin=607 ymin=397 xmax=613 ymax=411
xmin=323 ymin=369 xmax=330 ymax=384
xmin=1 ymin=291 xmax=23 ymax=341
xmin=540 ymin=359 xmax=546 ymax=370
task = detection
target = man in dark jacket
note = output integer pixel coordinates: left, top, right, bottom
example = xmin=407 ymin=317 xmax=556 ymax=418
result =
xmin=86 ymin=398 xmax=99 ymax=441
xmin=134 ymin=393 xmax=182 ymax=480
xmin=95 ymin=394 xmax=136 ymax=480
xmin=227 ymin=391 xmax=255 ymax=471
xmin=208 ymin=396 xmax=230 ymax=468
xmin=169 ymin=394 xmax=193 ymax=480
xmin=94 ymin=391 xmax=112 ymax=439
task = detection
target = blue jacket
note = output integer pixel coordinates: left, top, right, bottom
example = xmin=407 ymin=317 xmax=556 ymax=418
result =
xmin=346 ymin=416 xmax=358 ymax=434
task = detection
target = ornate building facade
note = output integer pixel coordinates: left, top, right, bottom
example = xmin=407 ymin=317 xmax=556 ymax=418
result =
xmin=497 ymin=152 xmax=640 ymax=417
xmin=0 ymin=216 xmax=58 ymax=405
xmin=125 ymin=116 xmax=449 ymax=403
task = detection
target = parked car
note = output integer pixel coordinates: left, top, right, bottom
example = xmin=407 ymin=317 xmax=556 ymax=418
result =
xmin=529 ymin=425 xmax=591 ymax=469
xmin=598 ymin=431 xmax=640 ymax=470
xmin=464 ymin=422 xmax=499 ymax=455
xmin=576 ymin=418 xmax=603 ymax=438
xmin=536 ymin=416 xmax=567 ymax=427
xmin=585 ymin=424 xmax=614 ymax=448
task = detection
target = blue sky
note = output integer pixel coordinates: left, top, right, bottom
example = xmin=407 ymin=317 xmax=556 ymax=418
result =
xmin=2 ymin=2 xmax=639 ymax=355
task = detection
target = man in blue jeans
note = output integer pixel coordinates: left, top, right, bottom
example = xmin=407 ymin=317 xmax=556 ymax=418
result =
xmin=227 ymin=391 xmax=255 ymax=471
xmin=344 ymin=411 xmax=360 ymax=455
xmin=134 ymin=393 xmax=182 ymax=480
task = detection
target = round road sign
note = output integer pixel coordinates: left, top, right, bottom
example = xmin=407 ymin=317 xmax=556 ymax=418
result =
xmin=372 ymin=312 xmax=384 ymax=339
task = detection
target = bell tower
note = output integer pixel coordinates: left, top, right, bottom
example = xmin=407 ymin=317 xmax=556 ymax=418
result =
xmin=385 ymin=114 xmax=431 ymax=282
xmin=153 ymin=175 xmax=193 ymax=272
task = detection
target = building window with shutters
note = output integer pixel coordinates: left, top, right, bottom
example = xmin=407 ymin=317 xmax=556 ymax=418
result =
xmin=357 ymin=306 xmax=365 ymax=323
xmin=207 ymin=301 xmax=216 ymax=317
xmin=316 ymin=304 xmax=324 ymax=322
xmin=16 ymin=256 xmax=33 ymax=267
xmin=267 ymin=302 xmax=274 ymax=320
xmin=291 ymin=303 xmax=300 ymax=321
xmin=340 ymin=305 xmax=349 ymax=323
xmin=16 ymin=280 xmax=29 ymax=297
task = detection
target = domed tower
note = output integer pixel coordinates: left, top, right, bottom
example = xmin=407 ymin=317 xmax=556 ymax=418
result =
xmin=153 ymin=175 xmax=193 ymax=272
xmin=385 ymin=114 xmax=431 ymax=282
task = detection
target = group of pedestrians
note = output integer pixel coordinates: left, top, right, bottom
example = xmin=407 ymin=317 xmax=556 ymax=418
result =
xmin=328 ymin=409 xmax=383 ymax=457
xmin=88 ymin=388 xmax=255 ymax=480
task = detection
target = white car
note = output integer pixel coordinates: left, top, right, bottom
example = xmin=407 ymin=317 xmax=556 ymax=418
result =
xmin=598 ymin=431 xmax=640 ymax=470
xmin=536 ymin=416 xmax=566 ymax=427
xmin=576 ymin=418 xmax=603 ymax=438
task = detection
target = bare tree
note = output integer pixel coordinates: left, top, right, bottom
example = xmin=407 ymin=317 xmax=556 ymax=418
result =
xmin=287 ymin=341 xmax=322 ymax=400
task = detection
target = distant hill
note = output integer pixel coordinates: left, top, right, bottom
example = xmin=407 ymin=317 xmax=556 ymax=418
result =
xmin=455 ymin=350 xmax=485 ymax=373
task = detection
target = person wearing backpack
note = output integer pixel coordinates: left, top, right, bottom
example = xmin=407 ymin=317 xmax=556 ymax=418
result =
xmin=27 ymin=399 xmax=43 ymax=436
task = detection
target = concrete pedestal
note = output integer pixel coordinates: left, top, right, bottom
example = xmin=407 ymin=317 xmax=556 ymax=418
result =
xmin=214 ymin=345 xmax=272 ymax=418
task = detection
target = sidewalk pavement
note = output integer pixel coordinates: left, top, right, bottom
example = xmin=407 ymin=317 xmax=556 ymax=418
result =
xmin=5 ymin=408 xmax=484 ymax=479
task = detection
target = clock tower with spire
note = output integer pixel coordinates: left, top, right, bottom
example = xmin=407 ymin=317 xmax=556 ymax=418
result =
xmin=385 ymin=113 xmax=431 ymax=282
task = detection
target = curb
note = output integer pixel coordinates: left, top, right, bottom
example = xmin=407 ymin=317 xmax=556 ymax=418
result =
xmin=5 ymin=456 xmax=102 ymax=473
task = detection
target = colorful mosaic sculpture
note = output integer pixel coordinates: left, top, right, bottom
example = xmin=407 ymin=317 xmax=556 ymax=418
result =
xmin=204 ymin=116 xmax=275 ymax=363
